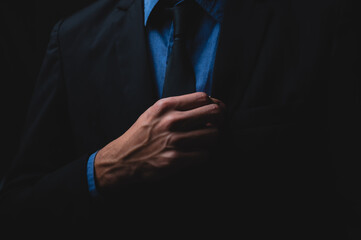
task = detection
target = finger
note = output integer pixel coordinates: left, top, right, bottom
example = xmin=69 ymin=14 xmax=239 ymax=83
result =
xmin=164 ymin=150 xmax=210 ymax=170
xmin=163 ymin=92 xmax=214 ymax=111
xmin=153 ymin=149 xmax=209 ymax=180
xmin=178 ymin=151 xmax=209 ymax=167
xmin=175 ymin=103 xmax=225 ymax=130
xmin=170 ymin=128 xmax=219 ymax=150
xmin=209 ymin=97 xmax=226 ymax=112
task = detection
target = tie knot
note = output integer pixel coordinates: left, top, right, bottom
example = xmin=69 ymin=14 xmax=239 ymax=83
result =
xmin=169 ymin=0 xmax=196 ymax=39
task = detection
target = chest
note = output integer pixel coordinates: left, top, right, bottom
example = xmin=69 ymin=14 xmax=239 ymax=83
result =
xmin=61 ymin=0 xmax=334 ymax=154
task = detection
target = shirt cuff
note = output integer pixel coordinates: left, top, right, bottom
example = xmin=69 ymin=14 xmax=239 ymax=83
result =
xmin=87 ymin=151 xmax=100 ymax=198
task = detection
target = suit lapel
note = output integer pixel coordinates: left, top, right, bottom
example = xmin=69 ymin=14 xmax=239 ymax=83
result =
xmin=114 ymin=0 xmax=158 ymax=106
xmin=97 ymin=0 xmax=157 ymax=140
xmin=212 ymin=0 xmax=273 ymax=112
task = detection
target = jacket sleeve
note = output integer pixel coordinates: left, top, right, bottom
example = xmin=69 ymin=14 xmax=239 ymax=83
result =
xmin=0 ymin=20 xmax=94 ymax=226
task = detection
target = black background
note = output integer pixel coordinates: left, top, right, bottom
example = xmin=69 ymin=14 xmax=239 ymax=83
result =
xmin=1 ymin=0 xmax=96 ymax=181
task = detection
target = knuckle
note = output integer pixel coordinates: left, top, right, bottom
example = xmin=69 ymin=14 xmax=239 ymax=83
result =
xmin=210 ymin=103 xmax=221 ymax=114
xmin=197 ymin=92 xmax=210 ymax=103
xmin=170 ymin=150 xmax=180 ymax=160
xmin=165 ymin=150 xmax=180 ymax=160
xmin=153 ymin=158 xmax=170 ymax=168
xmin=153 ymin=99 xmax=173 ymax=114
xmin=162 ymin=113 xmax=180 ymax=130
xmin=167 ymin=133 xmax=181 ymax=147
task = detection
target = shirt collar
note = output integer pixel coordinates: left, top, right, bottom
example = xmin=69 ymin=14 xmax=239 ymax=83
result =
xmin=144 ymin=0 xmax=225 ymax=26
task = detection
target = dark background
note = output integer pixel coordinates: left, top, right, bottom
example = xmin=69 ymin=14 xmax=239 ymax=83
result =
xmin=0 ymin=0 xmax=96 ymax=181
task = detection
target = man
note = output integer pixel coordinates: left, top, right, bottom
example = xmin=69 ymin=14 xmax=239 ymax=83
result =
xmin=0 ymin=0 xmax=359 ymax=237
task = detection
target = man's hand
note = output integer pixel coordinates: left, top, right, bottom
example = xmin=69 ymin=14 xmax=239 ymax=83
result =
xmin=94 ymin=92 xmax=226 ymax=193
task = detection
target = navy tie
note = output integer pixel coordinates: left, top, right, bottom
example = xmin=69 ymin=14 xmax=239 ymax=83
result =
xmin=162 ymin=0 xmax=197 ymax=98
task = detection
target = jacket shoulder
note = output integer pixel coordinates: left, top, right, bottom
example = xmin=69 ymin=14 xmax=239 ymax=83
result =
xmin=56 ymin=0 xmax=133 ymax=39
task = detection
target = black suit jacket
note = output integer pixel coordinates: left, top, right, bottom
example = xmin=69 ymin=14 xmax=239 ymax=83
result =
xmin=1 ymin=0 xmax=360 ymax=237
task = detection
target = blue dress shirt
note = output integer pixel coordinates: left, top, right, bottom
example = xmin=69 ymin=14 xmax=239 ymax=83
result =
xmin=146 ymin=0 xmax=224 ymax=97
xmin=87 ymin=0 xmax=225 ymax=196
